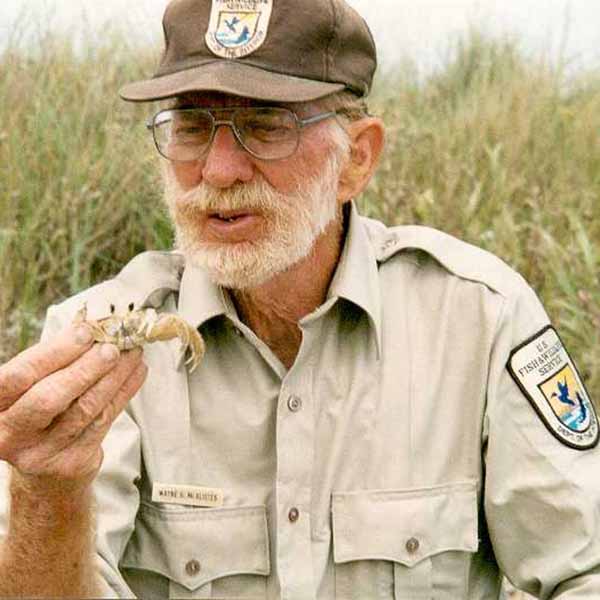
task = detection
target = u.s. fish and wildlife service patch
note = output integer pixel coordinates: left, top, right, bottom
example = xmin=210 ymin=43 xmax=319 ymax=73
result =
xmin=508 ymin=325 xmax=599 ymax=450
xmin=205 ymin=0 xmax=273 ymax=59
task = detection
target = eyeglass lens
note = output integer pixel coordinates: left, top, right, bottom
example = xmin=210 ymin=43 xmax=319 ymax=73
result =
xmin=153 ymin=107 xmax=300 ymax=161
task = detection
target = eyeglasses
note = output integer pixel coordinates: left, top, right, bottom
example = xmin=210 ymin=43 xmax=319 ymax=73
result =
xmin=147 ymin=106 xmax=338 ymax=162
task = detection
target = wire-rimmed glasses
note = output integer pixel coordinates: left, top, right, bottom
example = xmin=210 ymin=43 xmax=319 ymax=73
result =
xmin=147 ymin=106 xmax=338 ymax=162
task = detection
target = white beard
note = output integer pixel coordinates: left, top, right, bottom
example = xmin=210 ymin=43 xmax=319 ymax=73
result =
xmin=163 ymin=151 xmax=346 ymax=290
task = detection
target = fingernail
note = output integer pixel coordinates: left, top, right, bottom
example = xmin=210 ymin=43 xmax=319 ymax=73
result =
xmin=75 ymin=326 xmax=93 ymax=345
xmin=100 ymin=344 xmax=120 ymax=362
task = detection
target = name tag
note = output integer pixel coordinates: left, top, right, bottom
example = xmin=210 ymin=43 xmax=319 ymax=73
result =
xmin=152 ymin=483 xmax=224 ymax=508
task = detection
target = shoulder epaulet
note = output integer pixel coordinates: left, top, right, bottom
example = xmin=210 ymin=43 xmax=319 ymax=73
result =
xmin=361 ymin=218 xmax=523 ymax=298
xmin=55 ymin=251 xmax=185 ymax=321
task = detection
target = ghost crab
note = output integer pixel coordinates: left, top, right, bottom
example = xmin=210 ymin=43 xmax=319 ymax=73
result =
xmin=74 ymin=303 xmax=205 ymax=373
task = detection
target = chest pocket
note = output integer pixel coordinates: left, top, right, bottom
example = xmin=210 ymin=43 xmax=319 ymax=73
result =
xmin=331 ymin=481 xmax=478 ymax=600
xmin=120 ymin=503 xmax=270 ymax=599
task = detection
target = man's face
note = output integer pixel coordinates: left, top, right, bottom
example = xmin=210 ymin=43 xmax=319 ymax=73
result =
xmin=162 ymin=93 xmax=350 ymax=289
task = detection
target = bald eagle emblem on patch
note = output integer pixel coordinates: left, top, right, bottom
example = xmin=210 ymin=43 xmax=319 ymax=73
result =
xmin=508 ymin=326 xmax=598 ymax=450
xmin=206 ymin=0 xmax=273 ymax=59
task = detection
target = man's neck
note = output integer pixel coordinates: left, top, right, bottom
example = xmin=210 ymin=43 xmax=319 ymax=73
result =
xmin=231 ymin=214 xmax=346 ymax=369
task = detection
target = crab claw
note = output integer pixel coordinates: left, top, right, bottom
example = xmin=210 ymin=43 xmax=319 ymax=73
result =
xmin=145 ymin=314 xmax=206 ymax=373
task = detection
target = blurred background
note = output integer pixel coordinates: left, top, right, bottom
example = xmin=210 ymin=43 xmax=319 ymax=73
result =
xmin=2 ymin=0 xmax=600 ymax=74
xmin=1 ymin=2 xmax=599 ymax=597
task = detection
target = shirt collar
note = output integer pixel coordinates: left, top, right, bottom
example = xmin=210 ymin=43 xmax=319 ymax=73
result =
xmin=327 ymin=202 xmax=383 ymax=357
xmin=178 ymin=262 xmax=231 ymax=328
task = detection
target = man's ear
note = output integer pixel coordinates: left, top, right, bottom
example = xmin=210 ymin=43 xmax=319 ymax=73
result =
xmin=337 ymin=117 xmax=385 ymax=204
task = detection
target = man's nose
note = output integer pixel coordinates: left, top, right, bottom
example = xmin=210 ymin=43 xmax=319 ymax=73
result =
xmin=201 ymin=125 xmax=254 ymax=188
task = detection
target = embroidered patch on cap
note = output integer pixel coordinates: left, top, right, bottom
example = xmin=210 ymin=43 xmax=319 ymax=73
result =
xmin=507 ymin=325 xmax=598 ymax=450
xmin=205 ymin=0 xmax=273 ymax=59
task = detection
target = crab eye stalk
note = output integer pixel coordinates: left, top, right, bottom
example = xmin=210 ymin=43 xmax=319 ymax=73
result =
xmin=129 ymin=303 xmax=135 ymax=312
xmin=110 ymin=304 xmax=115 ymax=314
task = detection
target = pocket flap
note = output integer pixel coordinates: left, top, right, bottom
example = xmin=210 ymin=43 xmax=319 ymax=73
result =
xmin=121 ymin=503 xmax=270 ymax=591
xmin=332 ymin=481 xmax=478 ymax=568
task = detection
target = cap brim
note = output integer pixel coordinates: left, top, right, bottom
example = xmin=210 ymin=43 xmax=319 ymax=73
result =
xmin=119 ymin=61 xmax=345 ymax=103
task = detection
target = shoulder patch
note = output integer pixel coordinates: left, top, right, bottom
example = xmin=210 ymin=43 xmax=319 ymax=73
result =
xmin=507 ymin=326 xmax=599 ymax=450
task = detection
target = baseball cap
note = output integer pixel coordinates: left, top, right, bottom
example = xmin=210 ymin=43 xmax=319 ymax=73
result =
xmin=119 ymin=0 xmax=377 ymax=103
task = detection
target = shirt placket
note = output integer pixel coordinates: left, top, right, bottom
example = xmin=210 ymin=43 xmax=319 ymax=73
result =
xmin=275 ymin=319 xmax=319 ymax=599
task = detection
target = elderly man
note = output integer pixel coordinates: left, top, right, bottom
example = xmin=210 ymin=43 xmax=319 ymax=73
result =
xmin=1 ymin=0 xmax=600 ymax=598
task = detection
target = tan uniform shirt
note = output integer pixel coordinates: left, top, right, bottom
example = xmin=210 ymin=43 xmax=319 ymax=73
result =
xmin=2 ymin=205 xmax=600 ymax=599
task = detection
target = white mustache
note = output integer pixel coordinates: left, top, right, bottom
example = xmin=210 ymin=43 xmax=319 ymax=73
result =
xmin=166 ymin=175 xmax=289 ymax=217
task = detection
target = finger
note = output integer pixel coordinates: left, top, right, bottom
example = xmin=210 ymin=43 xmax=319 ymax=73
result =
xmin=52 ymin=361 xmax=148 ymax=465
xmin=90 ymin=361 xmax=148 ymax=440
xmin=6 ymin=362 xmax=147 ymax=483
xmin=3 ymin=343 xmax=121 ymax=432
xmin=43 ymin=350 xmax=144 ymax=453
xmin=0 ymin=324 xmax=94 ymax=409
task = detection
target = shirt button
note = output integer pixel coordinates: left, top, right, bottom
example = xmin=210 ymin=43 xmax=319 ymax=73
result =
xmin=185 ymin=559 xmax=201 ymax=576
xmin=405 ymin=537 xmax=420 ymax=554
xmin=288 ymin=507 xmax=300 ymax=523
xmin=287 ymin=395 xmax=302 ymax=412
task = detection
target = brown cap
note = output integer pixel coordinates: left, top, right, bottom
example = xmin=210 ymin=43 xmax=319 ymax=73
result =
xmin=120 ymin=0 xmax=377 ymax=103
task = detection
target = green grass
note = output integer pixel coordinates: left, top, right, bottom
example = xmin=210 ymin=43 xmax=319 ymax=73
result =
xmin=1 ymin=30 xmax=599 ymax=400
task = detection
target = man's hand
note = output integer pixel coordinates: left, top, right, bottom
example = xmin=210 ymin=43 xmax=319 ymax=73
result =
xmin=0 ymin=322 xmax=147 ymax=597
xmin=0 ymin=323 xmax=147 ymax=489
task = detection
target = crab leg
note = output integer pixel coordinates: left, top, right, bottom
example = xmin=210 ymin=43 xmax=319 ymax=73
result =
xmin=145 ymin=315 xmax=206 ymax=373
xmin=73 ymin=303 xmax=116 ymax=344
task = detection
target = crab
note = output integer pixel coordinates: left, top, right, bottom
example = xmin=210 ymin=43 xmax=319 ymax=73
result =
xmin=73 ymin=303 xmax=205 ymax=373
